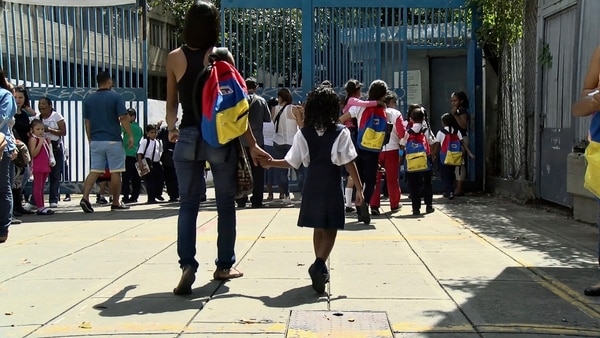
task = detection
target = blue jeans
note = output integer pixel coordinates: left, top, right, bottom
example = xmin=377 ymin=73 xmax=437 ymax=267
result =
xmin=0 ymin=154 xmax=13 ymax=237
xmin=174 ymin=127 xmax=238 ymax=271
xmin=48 ymin=143 xmax=64 ymax=204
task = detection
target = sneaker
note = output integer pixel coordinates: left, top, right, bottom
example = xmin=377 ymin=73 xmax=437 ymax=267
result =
xmin=111 ymin=203 xmax=130 ymax=211
xmin=49 ymin=202 xmax=58 ymax=208
xmin=282 ymin=196 xmax=292 ymax=204
xmin=291 ymin=193 xmax=302 ymax=201
xmin=371 ymin=207 xmax=381 ymax=216
xmin=345 ymin=206 xmax=355 ymax=213
xmin=63 ymin=196 xmax=71 ymax=202
xmin=448 ymin=192 xmax=455 ymax=200
xmin=390 ymin=205 xmax=402 ymax=213
xmin=412 ymin=209 xmax=421 ymax=216
xmin=80 ymin=198 xmax=94 ymax=213
xmin=156 ymin=196 xmax=165 ymax=201
xmin=96 ymin=196 xmax=108 ymax=205
xmin=426 ymin=206 xmax=435 ymax=214
xmin=23 ymin=203 xmax=37 ymax=212
xmin=11 ymin=218 xmax=22 ymax=225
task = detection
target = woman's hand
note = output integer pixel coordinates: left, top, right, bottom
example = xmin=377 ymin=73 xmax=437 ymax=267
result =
xmin=248 ymin=144 xmax=272 ymax=166
xmin=168 ymin=128 xmax=179 ymax=143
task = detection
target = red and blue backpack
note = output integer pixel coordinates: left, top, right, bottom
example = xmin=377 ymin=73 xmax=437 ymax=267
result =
xmin=193 ymin=48 xmax=249 ymax=148
xmin=439 ymin=127 xmax=463 ymax=166
xmin=404 ymin=124 xmax=431 ymax=172
xmin=356 ymin=106 xmax=390 ymax=152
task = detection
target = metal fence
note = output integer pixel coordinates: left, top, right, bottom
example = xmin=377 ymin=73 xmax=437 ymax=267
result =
xmin=0 ymin=1 xmax=146 ymax=185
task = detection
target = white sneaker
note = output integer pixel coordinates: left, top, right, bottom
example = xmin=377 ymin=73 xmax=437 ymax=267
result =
xmin=49 ymin=203 xmax=58 ymax=208
xmin=282 ymin=196 xmax=292 ymax=204
xmin=23 ymin=203 xmax=37 ymax=211
xmin=291 ymin=193 xmax=302 ymax=201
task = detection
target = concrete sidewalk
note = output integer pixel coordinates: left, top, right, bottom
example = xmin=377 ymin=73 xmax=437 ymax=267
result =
xmin=1 ymin=192 xmax=600 ymax=337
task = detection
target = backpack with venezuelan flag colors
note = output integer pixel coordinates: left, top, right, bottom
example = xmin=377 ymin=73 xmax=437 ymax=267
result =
xmin=440 ymin=128 xmax=463 ymax=166
xmin=584 ymin=112 xmax=600 ymax=198
xmin=356 ymin=106 xmax=389 ymax=152
xmin=404 ymin=127 xmax=431 ymax=172
xmin=193 ymin=48 xmax=249 ymax=148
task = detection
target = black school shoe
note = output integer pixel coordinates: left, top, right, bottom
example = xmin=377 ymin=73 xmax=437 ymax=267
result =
xmin=308 ymin=264 xmax=329 ymax=294
xmin=584 ymin=284 xmax=600 ymax=296
xmin=357 ymin=204 xmax=370 ymax=224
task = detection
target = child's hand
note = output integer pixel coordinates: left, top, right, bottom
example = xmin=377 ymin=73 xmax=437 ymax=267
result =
xmin=258 ymin=157 xmax=272 ymax=168
xmin=355 ymin=189 xmax=364 ymax=207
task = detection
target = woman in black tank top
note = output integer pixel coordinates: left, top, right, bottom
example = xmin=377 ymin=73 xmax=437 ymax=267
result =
xmin=165 ymin=1 xmax=270 ymax=296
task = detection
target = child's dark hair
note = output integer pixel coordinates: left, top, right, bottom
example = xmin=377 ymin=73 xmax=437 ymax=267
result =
xmin=452 ymin=91 xmax=469 ymax=109
xmin=367 ymin=80 xmax=388 ymax=100
xmin=408 ymin=104 xmax=425 ymax=123
xmin=441 ymin=113 xmax=455 ymax=130
xmin=304 ymin=85 xmax=339 ymax=130
xmin=145 ymin=124 xmax=157 ymax=133
xmin=30 ymin=119 xmax=45 ymax=129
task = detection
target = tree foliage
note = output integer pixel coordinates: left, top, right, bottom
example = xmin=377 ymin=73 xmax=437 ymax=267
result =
xmin=467 ymin=0 xmax=525 ymax=73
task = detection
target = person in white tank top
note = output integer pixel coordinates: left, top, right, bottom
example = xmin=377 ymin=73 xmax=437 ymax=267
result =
xmin=270 ymin=88 xmax=304 ymax=202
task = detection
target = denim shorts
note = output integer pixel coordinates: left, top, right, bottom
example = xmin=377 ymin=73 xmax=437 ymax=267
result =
xmin=89 ymin=141 xmax=125 ymax=173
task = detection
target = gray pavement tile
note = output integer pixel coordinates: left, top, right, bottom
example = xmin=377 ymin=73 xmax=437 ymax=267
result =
xmin=189 ymin=279 xmax=328 ymax=334
xmin=330 ymin=240 xmax=423 ymax=266
xmin=328 ymin=299 xmax=473 ymax=334
xmin=27 ymin=295 xmax=201 ymax=337
xmin=235 ymin=250 xmax=315 ymax=280
xmin=329 ymin=263 xmax=448 ymax=299
xmin=413 ymin=251 xmax=521 ymax=281
xmin=0 ymin=325 xmax=42 ymax=338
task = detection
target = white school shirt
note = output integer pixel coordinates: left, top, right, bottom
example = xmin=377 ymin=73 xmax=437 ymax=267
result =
xmin=284 ymin=127 xmax=357 ymax=169
xmin=137 ymin=138 xmax=163 ymax=162
xmin=381 ymin=107 xmax=403 ymax=151
xmin=435 ymin=126 xmax=463 ymax=145
xmin=400 ymin=121 xmax=438 ymax=147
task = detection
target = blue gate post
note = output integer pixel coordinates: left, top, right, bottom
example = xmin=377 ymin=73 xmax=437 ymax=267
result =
xmin=301 ymin=0 xmax=313 ymax=96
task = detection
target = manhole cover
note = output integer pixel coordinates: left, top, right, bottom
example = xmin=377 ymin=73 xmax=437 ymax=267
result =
xmin=286 ymin=310 xmax=394 ymax=338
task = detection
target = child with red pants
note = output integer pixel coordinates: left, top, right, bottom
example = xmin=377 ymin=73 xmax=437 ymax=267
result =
xmin=28 ymin=119 xmax=54 ymax=215
xmin=369 ymin=91 xmax=405 ymax=215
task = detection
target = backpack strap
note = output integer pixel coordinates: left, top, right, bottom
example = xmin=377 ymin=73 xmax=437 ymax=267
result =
xmin=274 ymin=104 xmax=290 ymax=133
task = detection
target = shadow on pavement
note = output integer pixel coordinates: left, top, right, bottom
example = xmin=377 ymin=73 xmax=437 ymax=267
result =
xmin=94 ymin=282 xmax=229 ymax=317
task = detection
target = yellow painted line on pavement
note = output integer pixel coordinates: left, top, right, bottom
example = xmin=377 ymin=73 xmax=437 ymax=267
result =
xmin=390 ymin=323 xmax=600 ymax=336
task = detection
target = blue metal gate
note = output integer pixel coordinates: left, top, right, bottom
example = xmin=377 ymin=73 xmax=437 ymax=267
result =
xmin=221 ymin=0 xmax=482 ymax=185
xmin=221 ymin=0 xmax=474 ymax=110
xmin=0 ymin=1 xmax=147 ymax=187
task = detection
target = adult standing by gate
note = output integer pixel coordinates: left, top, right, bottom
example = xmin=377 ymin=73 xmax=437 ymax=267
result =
xmin=80 ymin=71 xmax=133 ymax=213
xmin=38 ymin=97 xmax=66 ymax=208
xmin=0 ymin=69 xmax=17 ymax=244
xmin=236 ymin=77 xmax=272 ymax=208
xmin=165 ymin=0 xmax=271 ymax=295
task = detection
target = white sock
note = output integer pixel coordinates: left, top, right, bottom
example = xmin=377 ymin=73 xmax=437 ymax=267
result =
xmin=345 ymin=188 xmax=353 ymax=207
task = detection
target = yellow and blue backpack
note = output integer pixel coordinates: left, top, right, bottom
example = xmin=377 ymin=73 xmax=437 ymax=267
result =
xmin=584 ymin=112 xmax=600 ymax=198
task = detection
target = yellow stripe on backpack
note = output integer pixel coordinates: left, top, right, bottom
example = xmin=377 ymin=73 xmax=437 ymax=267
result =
xmin=584 ymin=140 xmax=600 ymax=198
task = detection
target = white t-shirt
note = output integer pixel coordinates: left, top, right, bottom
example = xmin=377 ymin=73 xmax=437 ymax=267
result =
xmin=436 ymin=126 xmax=463 ymax=145
xmin=400 ymin=121 xmax=438 ymax=147
xmin=42 ymin=111 xmax=64 ymax=142
xmin=382 ymin=107 xmax=403 ymax=151
xmin=284 ymin=127 xmax=357 ymax=169
xmin=262 ymin=121 xmax=275 ymax=147
xmin=137 ymin=138 xmax=163 ymax=162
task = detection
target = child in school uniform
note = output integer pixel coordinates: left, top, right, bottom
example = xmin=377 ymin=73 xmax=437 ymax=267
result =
xmin=28 ymin=119 xmax=54 ymax=215
xmin=137 ymin=124 xmax=164 ymax=204
xmin=400 ymin=104 xmax=439 ymax=215
xmin=262 ymin=85 xmax=365 ymax=294
xmin=341 ymin=79 xmax=383 ymax=212
xmin=436 ymin=113 xmax=475 ymax=199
